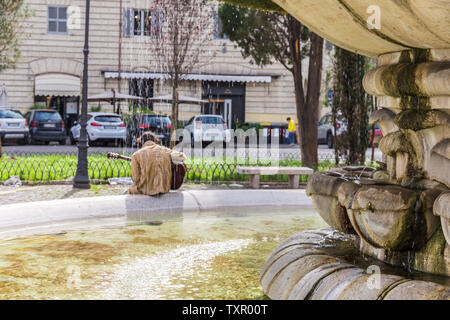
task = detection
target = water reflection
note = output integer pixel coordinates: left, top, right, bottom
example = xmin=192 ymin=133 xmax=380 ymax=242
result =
xmin=0 ymin=209 xmax=326 ymax=300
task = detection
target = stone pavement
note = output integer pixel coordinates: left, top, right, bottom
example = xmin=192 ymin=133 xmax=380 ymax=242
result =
xmin=0 ymin=183 xmax=250 ymax=207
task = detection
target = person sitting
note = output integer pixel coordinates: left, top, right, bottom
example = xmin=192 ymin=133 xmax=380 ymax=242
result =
xmin=128 ymin=131 xmax=186 ymax=196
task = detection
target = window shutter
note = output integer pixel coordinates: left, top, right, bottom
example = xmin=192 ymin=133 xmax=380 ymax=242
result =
xmin=153 ymin=10 xmax=163 ymax=38
xmin=123 ymin=8 xmax=132 ymax=36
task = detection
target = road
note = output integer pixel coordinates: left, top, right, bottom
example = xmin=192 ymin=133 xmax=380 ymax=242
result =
xmin=3 ymin=141 xmax=383 ymax=162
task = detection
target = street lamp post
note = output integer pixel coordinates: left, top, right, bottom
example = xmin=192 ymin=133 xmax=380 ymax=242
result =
xmin=74 ymin=0 xmax=91 ymax=189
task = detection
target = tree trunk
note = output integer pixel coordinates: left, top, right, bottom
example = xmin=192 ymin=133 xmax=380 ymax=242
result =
xmin=289 ymin=17 xmax=323 ymax=169
xmin=170 ymin=87 xmax=179 ymax=149
xmin=302 ymin=33 xmax=323 ymax=168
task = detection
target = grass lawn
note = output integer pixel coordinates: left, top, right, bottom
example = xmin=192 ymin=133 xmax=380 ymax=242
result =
xmin=0 ymin=154 xmax=341 ymax=183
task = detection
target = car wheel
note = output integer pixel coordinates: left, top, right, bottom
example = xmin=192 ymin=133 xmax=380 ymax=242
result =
xmin=59 ymin=139 xmax=66 ymax=146
xmin=18 ymin=137 xmax=27 ymax=145
xmin=44 ymin=141 xmax=50 ymax=145
xmin=69 ymin=133 xmax=76 ymax=145
xmin=327 ymin=133 xmax=334 ymax=149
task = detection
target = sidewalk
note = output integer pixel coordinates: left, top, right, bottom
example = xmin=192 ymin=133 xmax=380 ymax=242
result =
xmin=0 ymin=183 xmax=255 ymax=207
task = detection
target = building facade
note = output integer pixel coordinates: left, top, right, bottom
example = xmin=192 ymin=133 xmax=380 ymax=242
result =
xmin=0 ymin=0 xmax=333 ymax=131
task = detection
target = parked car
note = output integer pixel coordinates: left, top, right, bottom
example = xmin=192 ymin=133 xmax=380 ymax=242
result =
xmin=70 ymin=112 xmax=126 ymax=146
xmin=183 ymin=115 xmax=231 ymax=147
xmin=24 ymin=109 xmax=66 ymax=145
xmin=126 ymin=114 xmax=172 ymax=147
xmin=317 ymin=113 xmax=346 ymax=149
xmin=0 ymin=107 xmax=29 ymax=145
xmin=370 ymin=124 xmax=383 ymax=147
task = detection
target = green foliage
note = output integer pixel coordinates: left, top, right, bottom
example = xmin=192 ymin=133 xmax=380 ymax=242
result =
xmin=217 ymin=0 xmax=285 ymax=13
xmin=89 ymin=105 xmax=102 ymax=113
xmin=0 ymin=1 xmax=32 ymax=72
xmin=332 ymin=47 xmax=374 ymax=165
xmin=235 ymin=120 xmax=262 ymax=132
xmin=218 ymin=4 xmax=309 ymax=69
xmin=29 ymin=104 xmax=47 ymax=110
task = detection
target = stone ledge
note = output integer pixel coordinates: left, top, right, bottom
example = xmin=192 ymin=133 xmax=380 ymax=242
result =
xmin=0 ymin=189 xmax=314 ymax=240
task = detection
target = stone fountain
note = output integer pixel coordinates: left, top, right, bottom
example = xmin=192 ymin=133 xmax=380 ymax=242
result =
xmin=261 ymin=0 xmax=450 ymax=300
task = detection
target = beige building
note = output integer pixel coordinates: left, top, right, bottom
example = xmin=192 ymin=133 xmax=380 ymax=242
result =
xmin=0 ymin=0 xmax=333 ymax=131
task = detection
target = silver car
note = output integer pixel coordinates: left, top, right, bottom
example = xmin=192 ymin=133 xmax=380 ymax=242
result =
xmin=70 ymin=112 xmax=127 ymax=146
xmin=317 ymin=113 xmax=346 ymax=149
xmin=0 ymin=107 xmax=29 ymax=145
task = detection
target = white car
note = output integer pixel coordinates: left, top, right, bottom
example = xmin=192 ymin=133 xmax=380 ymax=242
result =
xmin=318 ymin=113 xmax=347 ymax=149
xmin=183 ymin=115 xmax=231 ymax=147
xmin=70 ymin=112 xmax=126 ymax=146
xmin=0 ymin=107 xmax=29 ymax=145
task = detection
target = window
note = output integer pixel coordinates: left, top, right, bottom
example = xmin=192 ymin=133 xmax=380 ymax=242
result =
xmin=201 ymin=116 xmax=224 ymax=124
xmin=48 ymin=7 xmax=68 ymax=34
xmin=35 ymin=111 xmax=62 ymax=121
xmin=124 ymin=9 xmax=162 ymax=38
xmin=0 ymin=110 xmax=23 ymax=119
xmin=214 ymin=12 xmax=228 ymax=40
xmin=129 ymin=78 xmax=154 ymax=109
xmin=142 ymin=116 xmax=171 ymax=127
xmin=94 ymin=116 xmax=122 ymax=123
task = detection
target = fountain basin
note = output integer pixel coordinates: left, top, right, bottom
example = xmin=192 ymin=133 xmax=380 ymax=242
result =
xmin=260 ymin=229 xmax=450 ymax=300
xmin=0 ymin=189 xmax=313 ymax=240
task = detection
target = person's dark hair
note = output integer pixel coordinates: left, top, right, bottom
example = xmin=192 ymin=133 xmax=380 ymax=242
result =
xmin=287 ymin=117 xmax=291 ymax=121
xmin=137 ymin=131 xmax=161 ymax=147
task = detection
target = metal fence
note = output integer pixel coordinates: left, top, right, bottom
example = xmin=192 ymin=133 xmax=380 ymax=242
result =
xmin=0 ymin=149 xmax=333 ymax=184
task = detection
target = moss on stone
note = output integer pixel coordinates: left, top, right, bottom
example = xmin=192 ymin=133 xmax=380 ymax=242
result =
xmin=413 ymin=228 xmax=449 ymax=277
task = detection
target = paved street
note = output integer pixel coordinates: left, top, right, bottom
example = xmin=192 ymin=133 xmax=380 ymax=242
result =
xmin=3 ymin=141 xmax=383 ymax=162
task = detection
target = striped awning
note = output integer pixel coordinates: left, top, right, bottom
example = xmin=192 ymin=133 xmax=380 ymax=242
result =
xmin=35 ymin=73 xmax=81 ymax=97
xmin=103 ymin=72 xmax=273 ymax=83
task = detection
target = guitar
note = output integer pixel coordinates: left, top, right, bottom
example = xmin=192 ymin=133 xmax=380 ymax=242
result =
xmin=107 ymin=152 xmax=131 ymax=162
xmin=107 ymin=152 xmax=186 ymax=190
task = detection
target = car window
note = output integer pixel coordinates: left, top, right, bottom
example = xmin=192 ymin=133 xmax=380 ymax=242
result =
xmin=142 ymin=116 xmax=161 ymax=127
xmin=35 ymin=111 xmax=62 ymax=121
xmin=142 ymin=116 xmax=171 ymax=127
xmin=161 ymin=117 xmax=171 ymax=125
xmin=201 ymin=117 xmax=223 ymax=124
xmin=94 ymin=115 xmax=122 ymax=123
xmin=0 ymin=110 xmax=23 ymax=119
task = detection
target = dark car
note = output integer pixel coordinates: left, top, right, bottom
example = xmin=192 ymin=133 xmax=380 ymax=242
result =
xmin=126 ymin=114 xmax=172 ymax=147
xmin=24 ymin=109 xmax=67 ymax=145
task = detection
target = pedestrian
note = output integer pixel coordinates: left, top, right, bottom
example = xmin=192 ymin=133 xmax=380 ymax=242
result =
xmin=287 ymin=117 xmax=296 ymax=146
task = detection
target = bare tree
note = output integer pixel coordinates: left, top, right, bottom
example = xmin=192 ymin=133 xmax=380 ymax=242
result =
xmin=0 ymin=0 xmax=30 ymax=72
xmin=149 ymin=0 xmax=216 ymax=147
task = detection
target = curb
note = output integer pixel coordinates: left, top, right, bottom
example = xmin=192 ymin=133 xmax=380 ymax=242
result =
xmin=0 ymin=189 xmax=313 ymax=240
